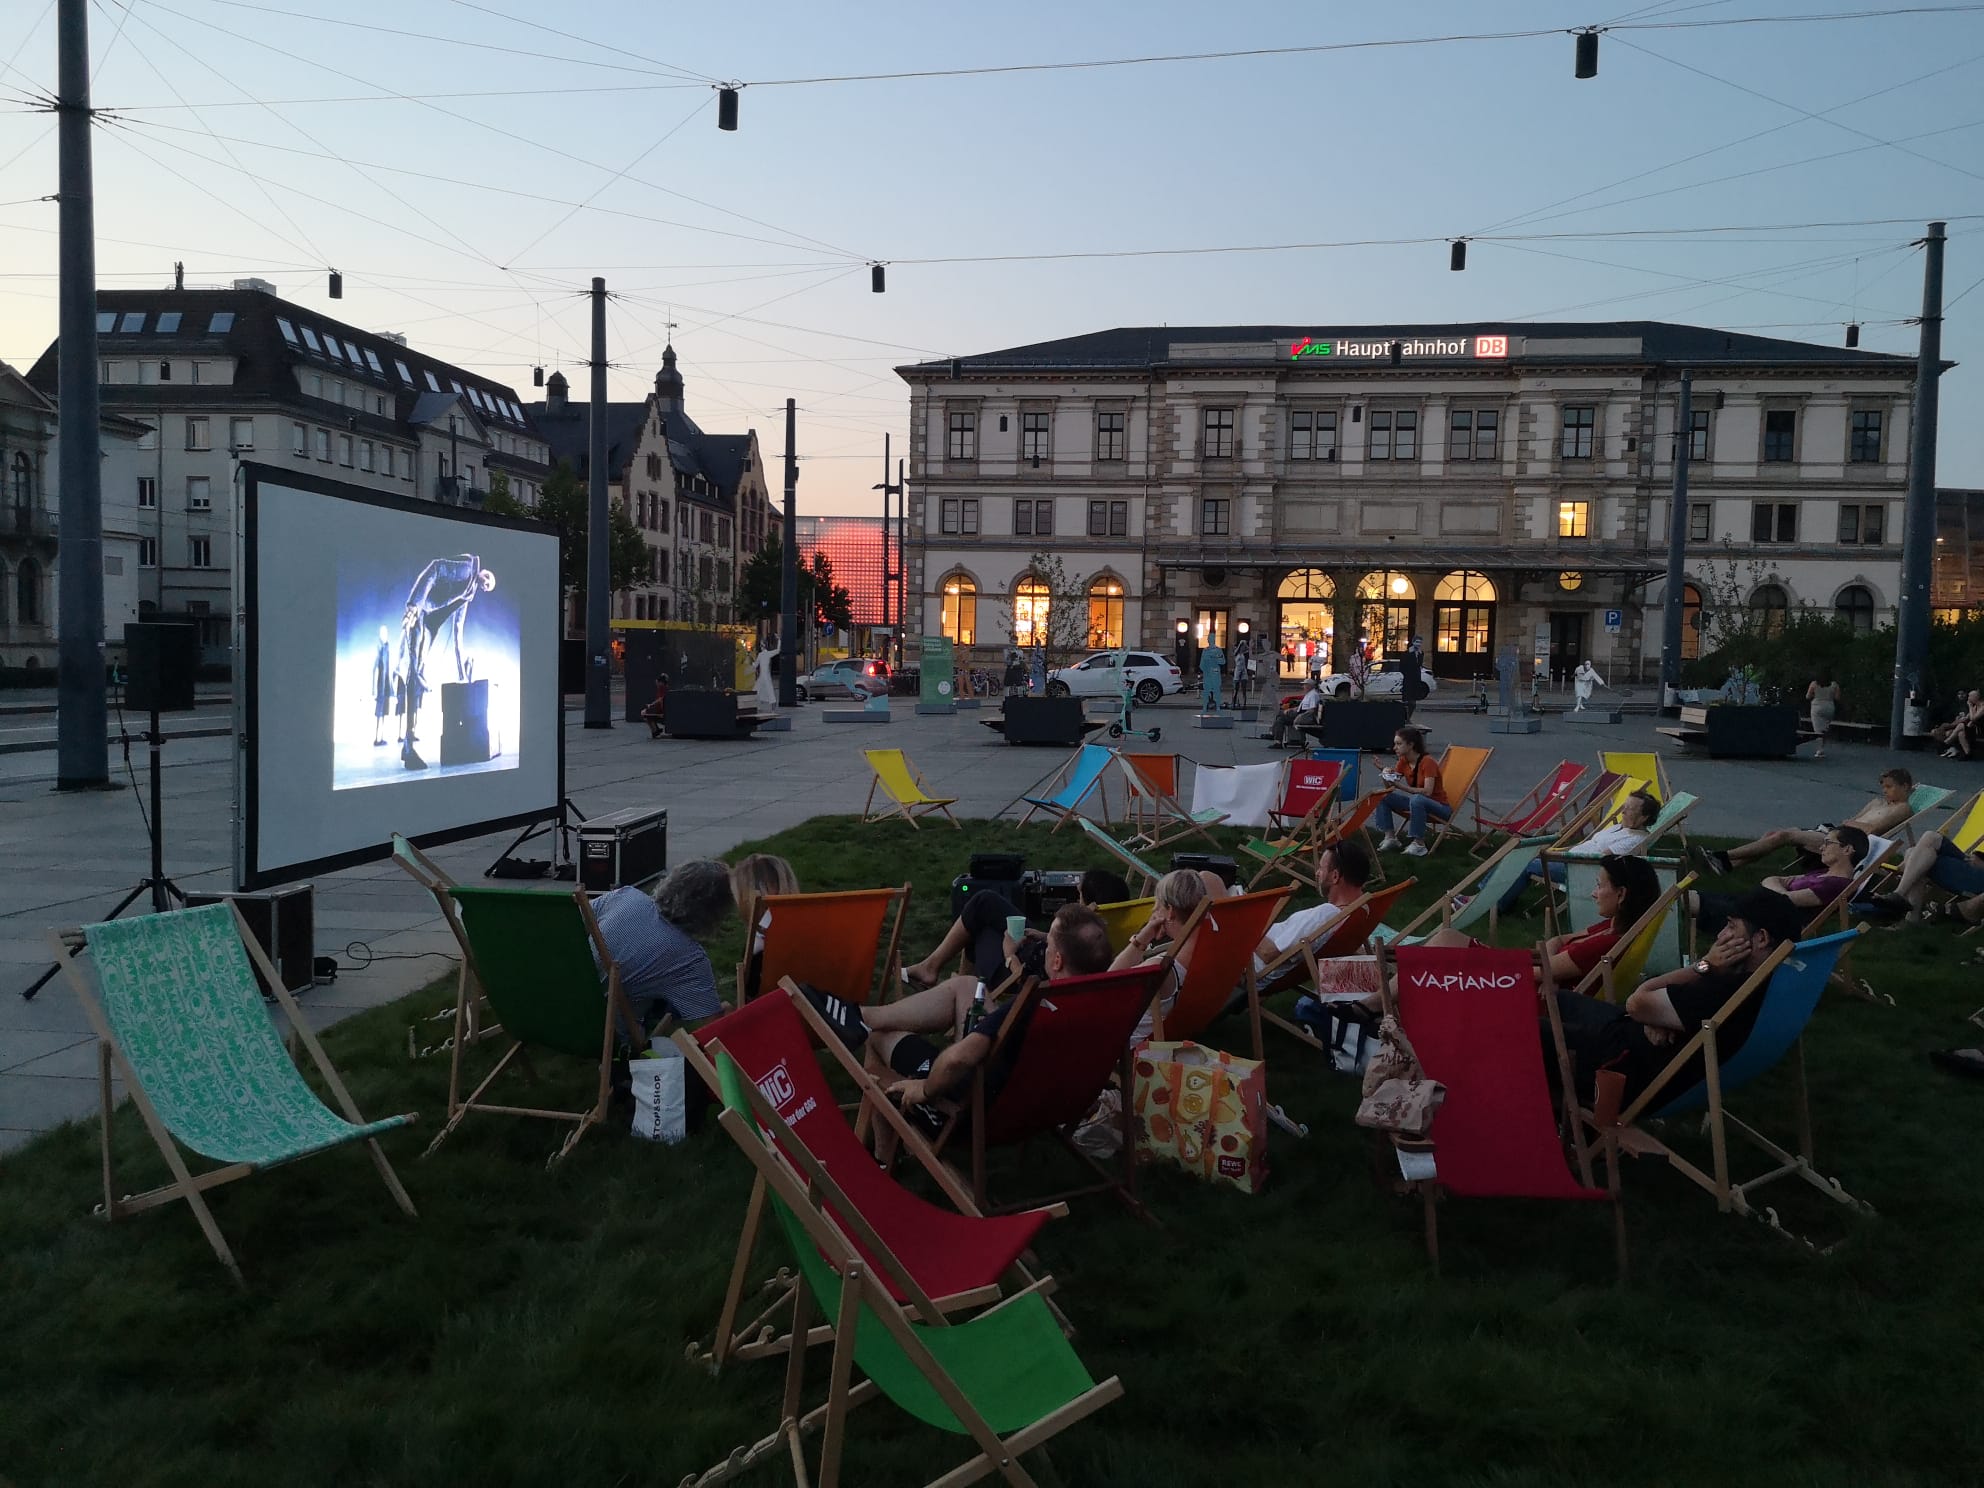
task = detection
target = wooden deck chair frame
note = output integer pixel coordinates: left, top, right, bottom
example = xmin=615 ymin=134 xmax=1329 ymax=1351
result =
xmin=1469 ymin=761 xmax=1586 ymax=857
xmin=861 ymin=748 xmax=962 ymax=830
xmin=1427 ymin=744 xmax=1495 ymax=853
xmin=389 ymin=832 xmax=499 ymax=1061
xmin=1240 ymin=768 xmax=1345 ymax=891
xmin=1072 ymin=815 xmax=1164 ymax=895
xmin=1014 ymin=743 xmax=1116 ymax=833
xmin=1384 ymin=835 xmax=1546 ymax=948
xmin=425 ymin=886 xmax=647 ymax=1166
xmin=1117 ymin=753 xmax=1226 ymax=852
xmin=1567 ymin=872 xmax=1696 ymax=1003
xmin=684 ymin=1077 xmax=1123 ymax=1488
xmin=48 ymin=905 xmax=417 ymax=1285
xmin=1147 ymin=887 xmax=1291 ymax=1061
xmin=1254 ymin=879 xmax=1416 ymax=1054
xmin=734 ymin=884 xmax=911 ymax=1008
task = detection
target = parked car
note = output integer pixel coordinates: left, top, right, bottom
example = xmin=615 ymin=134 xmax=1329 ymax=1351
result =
xmin=1043 ymin=650 xmax=1183 ymax=705
xmin=1315 ymin=662 xmax=1437 ymax=700
xmin=797 ymin=657 xmax=889 ymax=701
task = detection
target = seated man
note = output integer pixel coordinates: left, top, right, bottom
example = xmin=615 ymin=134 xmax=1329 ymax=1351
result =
xmin=640 ymin=673 xmax=670 ymax=739
xmin=1550 ymin=887 xmax=1805 ymax=1103
xmin=1484 ymin=789 xmax=1657 ymax=914
xmin=1255 ymin=840 xmax=1373 ymax=977
xmin=898 ymin=868 xmax=1130 ymax=991
xmin=1267 ymin=676 xmax=1326 ymax=747
xmin=1877 ymin=825 xmax=1984 ymax=924
xmin=1690 ymin=826 xmax=1866 ymax=936
xmin=1694 ymin=768 xmax=1911 ymax=876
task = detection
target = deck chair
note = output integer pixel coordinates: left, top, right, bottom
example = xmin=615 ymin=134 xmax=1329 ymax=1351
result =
xmin=1393 ymin=945 xmax=1622 ymax=1274
xmin=1571 ymin=768 xmax=1625 ymax=822
xmin=738 ymin=885 xmax=910 ymax=1007
xmin=47 ymin=903 xmax=417 ymax=1283
xmin=390 ymin=832 xmax=494 ymax=1057
xmin=1073 ymin=815 xmax=1163 ymax=894
xmin=862 ymin=749 xmax=961 ymax=830
xmin=1147 ymin=886 xmax=1292 ymax=1060
xmin=1547 ymin=858 xmax=1686 ymax=978
xmin=1239 ymin=758 xmax=1345 ymax=890
xmin=1382 ymin=834 xmax=1553 ymax=948
xmin=1793 ymin=837 xmax=1890 ymax=1000
xmin=686 ymin=1049 xmax=1123 ymax=1488
xmin=1641 ymin=791 xmax=1698 ymax=855
xmin=1567 ymin=872 xmax=1696 ymax=1003
xmin=1893 ymin=784 xmax=1954 ymax=848
xmin=1117 ymin=752 xmax=1225 ymax=851
xmin=675 ymin=990 xmax=1062 ymax=1373
xmin=1471 ymin=760 xmax=1586 ymax=855
xmin=1428 ymin=744 xmax=1495 ymax=850
xmin=1302 ymin=746 xmax=1362 ymax=803
xmin=1256 ymin=879 xmax=1415 ymax=1050
xmin=1091 ymin=897 xmax=1155 ymax=953
xmin=1586 ymin=929 xmax=1869 ymax=1243
xmin=426 ymin=886 xmax=642 ymax=1165
xmin=1600 ymin=750 xmax=1673 ymax=810
xmin=1313 ymin=790 xmax=1391 ymax=886
xmin=1015 ymin=743 xmax=1116 ymax=832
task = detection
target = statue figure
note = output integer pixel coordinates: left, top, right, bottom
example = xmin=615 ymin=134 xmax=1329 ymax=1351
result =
xmin=754 ymin=640 xmax=780 ymax=711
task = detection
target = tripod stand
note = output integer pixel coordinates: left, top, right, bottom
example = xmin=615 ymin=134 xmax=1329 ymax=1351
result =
xmin=21 ymin=706 xmax=187 ymax=1001
xmin=485 ymin=796 xmax=586 ymax=880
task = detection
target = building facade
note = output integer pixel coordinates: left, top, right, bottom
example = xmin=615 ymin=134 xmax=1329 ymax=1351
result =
xmin=1935 ymin=488 xmax=1984 ymax=617
xmin=25 ymin=282 xmax=551 ymax=661
xmin=899 ymin=322 xmax=1918 ymax=684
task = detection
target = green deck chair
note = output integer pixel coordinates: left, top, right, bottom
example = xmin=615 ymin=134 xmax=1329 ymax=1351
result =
xmin=685 ymin=1049 xmax=1123 ymax=1488
xmin=1377 ymin=833 xmax=1553 ymax=947
xmin=48 ymin=902 xmax=417 ymax=1284
xmin=1550 ymin=858 xmax=1685 ymax=977
xmin=1074 ymin=814 xmax=1164 ymax=894
xmin=1641 ymin=791 xmax=1699 ymax=856
xmin=427 ymin=886 xmax=643 ymax=1165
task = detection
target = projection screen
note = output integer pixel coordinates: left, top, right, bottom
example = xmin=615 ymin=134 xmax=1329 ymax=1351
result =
xmin=236 ymin=465 xmax=562 ymax=889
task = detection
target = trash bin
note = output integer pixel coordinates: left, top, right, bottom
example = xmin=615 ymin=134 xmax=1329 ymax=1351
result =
xmin=1903 ymin=693 xmax=1929 ymax=738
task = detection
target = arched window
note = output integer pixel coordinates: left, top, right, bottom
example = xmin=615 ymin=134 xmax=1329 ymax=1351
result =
xmin=1086 ymin=576 xmax=1124 ymax=649
xmin=11 ymin=451 xmax=29 ymax=506
xmin=1432 ymin=571 xmax=1496 ymax=663
xmin=1835 ymin=583 xmax=1877 ymax=634
xmin=1750 ymin=582 xmax=1789 ymax=638
xmin=940 ymin=573 xmax=977 ymax=646
xmin=1277 ymin=568 xmax=1333 ymax=602
xmin=1275 ymin=568 xmax=1334 ymax=676
xmin=1355 ymin=571 xmax=1415 ymax=661
xmin=1355 ymin=570 xmax=1416 ymax=602
xmin=16 ymin=558 xmax=40 ymax=627
xmin=1013 ymin=575 xmax=1050 ymax=649
xmin=1682 ymin=582 xmax=1703 ymax=660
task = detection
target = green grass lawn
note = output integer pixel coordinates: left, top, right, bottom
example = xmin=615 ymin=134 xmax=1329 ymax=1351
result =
xmin=3 ymin=816 xmax=1981 ymax=1487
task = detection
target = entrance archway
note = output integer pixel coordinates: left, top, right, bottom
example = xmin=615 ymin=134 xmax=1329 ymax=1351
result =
xmin=1432 ymin=570 xmax=1496 ymax=674
xmin=1275 ymin=568 xmax=1334 ymax=677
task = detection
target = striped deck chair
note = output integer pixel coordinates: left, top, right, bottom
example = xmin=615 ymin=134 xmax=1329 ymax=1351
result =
xmin=1016 ymin=743 xmax=1116 ymax=832
xmin=1073 ymin=815 xmax=1164 ymax=894
xmin=1239 ymin=758 xmax=1346 ymax=890
xmin=48 ymin=903 xmax=417 ymax=1283
xmin=1147 ymin=886 xmax=1292 ymax=1060
xmin=1255 ymin=879 xmax=1415 ymax=1052
xmin=1117 ymin=752 xmax=1225 ymax=851
xmin=1429 ymin=744 xmax=1495 ymax=851
xmin=738 ymin=885 xmax=910 ymax=1007
xmin=1396 ymin=945 xmax=1622 ymax=1275
xmin=862 ymin=748 xmax=961 ymax=830
xmin=1471 ymin=760 xmax=1586 ymax=856
xmin=675 ymin=989 xmax=1064 ymax=1373
xmin=1586 ymin=929 xmax=1870 ymax=1245
xmin=691 ymin=1049 xmax=1123 ymax=1488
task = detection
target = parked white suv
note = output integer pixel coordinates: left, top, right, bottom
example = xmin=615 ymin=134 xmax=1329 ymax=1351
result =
xmin=1044 ymin=650 xmax=1183 ymax=704
xmin=1316 ymin=662 xmax=1438 ymax=700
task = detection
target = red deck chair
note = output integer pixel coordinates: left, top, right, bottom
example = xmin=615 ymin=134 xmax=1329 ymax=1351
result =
xmin=740 ymin=885 xmax=910 ymax=1006
xmin=1388 ymin=945 xmax=1623 ymax=1275
xmin=1254 ymin=878 xmax=1416 ymax=1047
xmin=1470 ymin=760 xmax=1586 ymax=856
xmin=1313 ymin=790 xmax=1391 ymax=885
xmin=677 ymin=989 xmax=1062 ymax=1371
xmin=1240 ymin=758 xmax=1345 ymax=890
xmin=1147 ymin=886 xmax=1291 ymax=1059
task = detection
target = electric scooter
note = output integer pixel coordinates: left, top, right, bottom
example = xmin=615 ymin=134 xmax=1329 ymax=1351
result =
xmin=1106 ymin=675 xmax=1161 ymax=743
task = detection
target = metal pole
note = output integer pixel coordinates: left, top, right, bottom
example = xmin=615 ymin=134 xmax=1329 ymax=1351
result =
xmin=583 ymin=277 xmax=611 ymax=728
xmin=778 ymin=398 xmax=798 ymax=707
xmin=879 ymin=431 xmax=892 ymax=644
xmin=55 ymin=0 xmax=107 ymax=788
xmin=1658 ymin=370 xmax=1693 ymax=710
xmin=896 ymin=456 xmax=907 ymax=666
xmin=1890 ymin=221 xmax=1945 ymax=748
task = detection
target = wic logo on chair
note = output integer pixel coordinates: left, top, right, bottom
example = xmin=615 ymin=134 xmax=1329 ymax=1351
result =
xmin=756 ymin=1061 xmax=815 ymax=1123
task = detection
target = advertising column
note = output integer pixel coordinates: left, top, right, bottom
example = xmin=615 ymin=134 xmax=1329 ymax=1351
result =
xmin=917 ymin=634 xmax=955 ymax=716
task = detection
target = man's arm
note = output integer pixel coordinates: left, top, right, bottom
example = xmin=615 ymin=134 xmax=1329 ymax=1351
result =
xmin=1759 ymin=875 xmax=1824 ymax=907
xmin=895 ymin=1030 xmax=993 ymax=1107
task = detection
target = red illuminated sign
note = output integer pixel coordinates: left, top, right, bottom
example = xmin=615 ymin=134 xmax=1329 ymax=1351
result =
xmin=1474 ymin=335 xmax=1509 ymax=358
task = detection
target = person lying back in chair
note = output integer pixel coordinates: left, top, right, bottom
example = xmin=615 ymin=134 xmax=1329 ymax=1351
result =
xmin=1688 ymin=826 xmax=1866 ymax=935
xmin=1693 ymin=768 xmax=1911 ymax=876
xmin=897 ymin=868 xmax=1130 ymax=992
xmin=1475 ymin=789 xmax=1657 ymax=915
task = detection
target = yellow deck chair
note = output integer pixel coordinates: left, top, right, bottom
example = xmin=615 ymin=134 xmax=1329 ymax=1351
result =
xmin=862 ymin=748 xmax=961 ymax=830
xmin=1091 ymin=897 xmax=1156 ymax=954
xmin=1430 ymin=744 xmax=1494 ymax=852
xmin=1947 ymin=789 xmax=1984 ymax=854
xmin=1600 ymin=751 xmax=1673 ymax=814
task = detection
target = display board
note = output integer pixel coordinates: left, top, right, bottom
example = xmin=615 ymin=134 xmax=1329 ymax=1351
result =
xmin=919 ymin=635 xmax=955 ymax=710
xmin=237 ymin=465 xmax=562 ymax=889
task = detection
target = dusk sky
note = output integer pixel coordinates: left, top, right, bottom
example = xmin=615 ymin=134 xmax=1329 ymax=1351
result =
xmin=2 ymin=0 xmax=1980 ymax=514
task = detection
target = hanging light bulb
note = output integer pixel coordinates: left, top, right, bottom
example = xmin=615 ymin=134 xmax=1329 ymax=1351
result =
xmin=327 ymin=269 xmax=343 ymax=299
xmin=871 ymin=263 xmax=886 ymax=294
xmin=1574 ymin=30 xmax=1599 ymax=78
xmin=1845 ymin=323 xmax=1861 ymax=348
xmin=717 ymin=86 xmax=739 ymax=131
xmin=1450 ymin=239 xmax=1467 ymax=272
xmin=533 ymin=365 xmax=545 ymax=387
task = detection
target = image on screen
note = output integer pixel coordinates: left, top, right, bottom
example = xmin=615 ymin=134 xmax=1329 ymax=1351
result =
xmin=332 ymin=552 xmax=521 ymax=791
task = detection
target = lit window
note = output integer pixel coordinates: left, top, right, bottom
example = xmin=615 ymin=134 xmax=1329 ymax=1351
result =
xmin=1087 ymin=577 xmax=1124 ymax=649
xmin=1014 ymin=577 xmax=1050 ymax=648
xmin=942 ymin=575 xmax=977 ymax=646
xmin=1558 ymin=500 xmax=1589 ymax=539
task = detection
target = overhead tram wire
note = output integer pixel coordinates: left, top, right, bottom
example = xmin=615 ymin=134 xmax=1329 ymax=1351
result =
xmin=437 ymin=0 xmax=724 ymax=84
xmin=106 ymin=83 xmax=710 ymax=111
xmin=1495 ymin=239 xmax=1913 ymax=317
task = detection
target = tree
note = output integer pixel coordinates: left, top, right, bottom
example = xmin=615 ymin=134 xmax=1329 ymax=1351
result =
xmin=735 ymin=533 xmax=853 ymax=633
xmin=484 ymin=458 xmax=647 ymax=605
xmin=992 ymin=552 xmax=1090 ymax=663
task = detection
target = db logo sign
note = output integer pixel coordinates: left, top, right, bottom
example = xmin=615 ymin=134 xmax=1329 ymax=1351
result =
xmin=1473 ymin=335 xmax=1509 ymax=358
xmin=757 ymin=1062 xmax=797 ymax=1110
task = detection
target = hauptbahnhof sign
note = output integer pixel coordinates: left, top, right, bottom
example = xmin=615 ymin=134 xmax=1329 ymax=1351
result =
xmin=1287 ymin=334 xmax=1510 ymax=360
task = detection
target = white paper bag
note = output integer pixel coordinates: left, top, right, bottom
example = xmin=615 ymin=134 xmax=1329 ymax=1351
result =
xmin=629 ymin=1043 xmax=688 ymax=1144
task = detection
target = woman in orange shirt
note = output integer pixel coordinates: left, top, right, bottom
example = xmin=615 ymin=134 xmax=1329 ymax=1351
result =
xmin=1373 ymin=727 xmax=1448 ymax=858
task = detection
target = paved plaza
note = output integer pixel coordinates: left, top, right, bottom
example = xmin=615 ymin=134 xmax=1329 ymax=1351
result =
xmin=0 ymin=690 xmax=1945 ymax=1153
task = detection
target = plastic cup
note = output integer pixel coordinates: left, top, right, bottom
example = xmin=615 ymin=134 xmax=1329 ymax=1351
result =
xmin=1005 ymin=915 xmax=1027 ymax=942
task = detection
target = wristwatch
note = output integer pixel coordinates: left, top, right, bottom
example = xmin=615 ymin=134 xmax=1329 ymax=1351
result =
xmin=1693 ymin=959 xmax=1712 ymax=975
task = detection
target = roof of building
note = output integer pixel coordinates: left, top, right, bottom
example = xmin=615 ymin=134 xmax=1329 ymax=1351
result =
xmin=529 ymin=348 xmax=747 ymax=509
xmin=898 ymin=320 xmax=1923 ymax=376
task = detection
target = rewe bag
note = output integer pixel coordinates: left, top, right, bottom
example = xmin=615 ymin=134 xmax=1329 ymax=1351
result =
xmin=629 ymin=1042 xmax=689 ymax=1144
xmin=1353 ymin=1015 xmax=1447 ymax=1140
xmin=1132 ymin=1041 xmax=1269 ymax=1194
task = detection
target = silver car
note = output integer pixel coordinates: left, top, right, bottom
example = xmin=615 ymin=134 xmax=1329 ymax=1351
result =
xmin=1044 ymin=650 xmax=1183 ymax=705
xmin=1316 ymin=662 xmax=1438 ymax=700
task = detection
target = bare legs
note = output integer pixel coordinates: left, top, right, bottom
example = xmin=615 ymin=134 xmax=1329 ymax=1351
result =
xmin=1893 ymin=833 xmax=1947 ymax=909
xmin=865 ymin=976 xmax=977 ymax=1038
xmin=1723 ymin=826 xmax=1827 ymax=867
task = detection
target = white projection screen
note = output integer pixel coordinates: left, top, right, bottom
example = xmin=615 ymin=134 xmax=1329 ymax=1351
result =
xmin=237 ymin=466 xmax=562 ymax=889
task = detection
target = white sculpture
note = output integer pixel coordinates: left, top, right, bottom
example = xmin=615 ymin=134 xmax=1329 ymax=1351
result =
xmin=754 ymin=641 xmax=780 ymax=710
xmin=1573 ymin=659 xmax=1599 ymax=712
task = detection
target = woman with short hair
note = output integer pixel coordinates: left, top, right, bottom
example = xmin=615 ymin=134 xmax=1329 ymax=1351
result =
xmin=592 ymin=858 xmax=734 ymax=1032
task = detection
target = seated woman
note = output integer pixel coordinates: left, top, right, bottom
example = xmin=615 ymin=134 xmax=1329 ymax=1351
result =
xmin=1691 ymin=826 xmax=1867 ymax=936
xmin=1422 ymin=854 xmax=1662 ymax=989
xmin=1372 ymin=727 xmax=1448 ymax=857
xmin=730 ymin=852 xmax=800 ymax=1000
xmin=1112 ymin=868 xmax=1216 ymax=1043
xmin=591 ymin=858 xmax=735 ymax=1034
xmin=899 ymin=867 xmax=1131 ymax=991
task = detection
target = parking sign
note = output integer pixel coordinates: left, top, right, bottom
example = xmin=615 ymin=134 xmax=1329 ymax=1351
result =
xmin=1604 ymin=608 xmax=1623 ymax=633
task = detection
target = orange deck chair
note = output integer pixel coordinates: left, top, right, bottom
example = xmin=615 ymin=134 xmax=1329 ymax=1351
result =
xmin=738 ymin=886 xmax=911 ymax=1008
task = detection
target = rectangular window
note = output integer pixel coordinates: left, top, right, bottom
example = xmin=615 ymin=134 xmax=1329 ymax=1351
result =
xmin=946 ymin=409 xmax=977 ymax=461
xmin=188 ymin=536 xmax=212 ymax=568
xmin=1449 ymin=409 xmax=1498 ymax=462
xmin=1763 ymin=409 xmax=1797 ymax=462
xmin=277 ymin=317 xmax=298 ymax=344
xmin=184 ymin=416 xmax=210 ymax=451
xmin=120 ymin=312 xmax=147 ymax=333
xmin=1561 ymin=405 xmax=1596 ymax=460
xmin=1291 ymin=409 xmax=1340 ymax=461
xmin=1021 ymin=411 xmax=1050 ymax=463
xmin=157 ymin=360 xmax=174 ymax=383
xmin=1849 ymin=409 xmax=1883 ymax=463
xmin=208 ymin=311 xmax=234 ymax=333
xmin=338 ymin=435 xmax=353 ymax=466
xmin=137 ymin=477 xmax=157 ymax=510
xmin=1109 ymin=500 xmax=1127 ymax=538
xmin=1689 ymin=408 xmax=1711 ymax=462
xmin=364 ymin=349 xmax=385 ymax=375
xmin=137 ymin=422 xmax=157 ymax=451
xmin=656 ymin=550 xmax=670 ymax=583
xmin=1752 ymin=501 xmax=1798 ymax=542
xmin=1558 ymin=500 xmax=1590 ymax=539
xmin=1200 ymin=497 xmax=1230 ymax=536
xmin=1088 ymin=500 xmax=1107 ymax=537
xmin=138 ymin=536 xmax=157 ymax=568
xmin=395 ymin=360 xmax=413 ymax=385
xmin=719 ymin=517 xmax=731 ymax=547
xmin=700 ymin=511 xmax=715 ymax=543
xmin=1033 ymin=499 xmax=1053 ymax=535
xmin=657 ymin=500 xmax=668 ymax=532
xmin=1838 ymin=503 xmax=1885 ymax=544
xmin=1688 ymin=502 xmax=1711 ymax=542
xmin=98 ymin=311 xmax=118 ymax=333
xmin=300 ymin=326 xmax=322 ymax=353
xmin=1202 ymin=407 xmax=1234 ymax=459
xmin=359 ymin=441 xmax=374 ymax=472
xmin=229 ymin=416 xmax=254 ymax=451
xmin=381 ymin=447 xmax=395 ymax=478
xmin=1096 ymin=409 xmax=1125 ymax=461
xmin=942 ymin=499 xmax=959 ymax=535
xmin=425 ymin=371 xmax=442 ymax=392
xmin=291 ymin=420 xmax=307 ymax=456
xmin=155 ymin=312 xmax=182 ymax=334
xmin=315 ymin=428 xmax=331 ymax=462
xmin=324 ymin=337 xmax=344 ymax=361
xmin=1015 ymin=500 xmax=1031 ymax=536
xmin=960 ymin=498 xmax=978 ymax=535
xmin=1369 ymin=410 xmax=1393 ymax=461
xmin=186 ymin=476 xmax=211 ymax=511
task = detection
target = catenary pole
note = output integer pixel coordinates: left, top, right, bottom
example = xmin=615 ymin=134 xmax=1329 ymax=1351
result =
xmin=1890 ymin=221 xmax=1945 ymax=748
xmin=584 ymin=277 xmax=610 ymax=728
xmin=879 ymin=432 xmax=892 ymax=643
xmin=55 ymin=0 xmax=107 ymax=789
xmin=896 ymin=456 xmax=907 ymax=663
xmin=1658 ymin=370 xmax=1693 ymax=710
xmin=778 ymin=399 xmax=798 ymax=707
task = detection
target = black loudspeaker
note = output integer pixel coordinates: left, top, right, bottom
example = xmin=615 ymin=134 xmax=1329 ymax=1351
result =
xmin=439 ymin=679 xmax=493 ymax=765
xmin=184 ymin=884 xmax=315 ymax=994
xmin=123 ymin=622 xmax=197 ymax=712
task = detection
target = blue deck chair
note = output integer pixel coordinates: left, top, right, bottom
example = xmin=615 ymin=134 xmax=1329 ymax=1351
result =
xmin=1302 ymin=746 xmax=1361 ymax=804
xmin=1074 ymin=815 xmax=1163 ymax=893
xmin=1591 ymin=928 xmax=1869 ymax=1240
xmin=1017 ymin=743 xmax=1117 ymax=833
